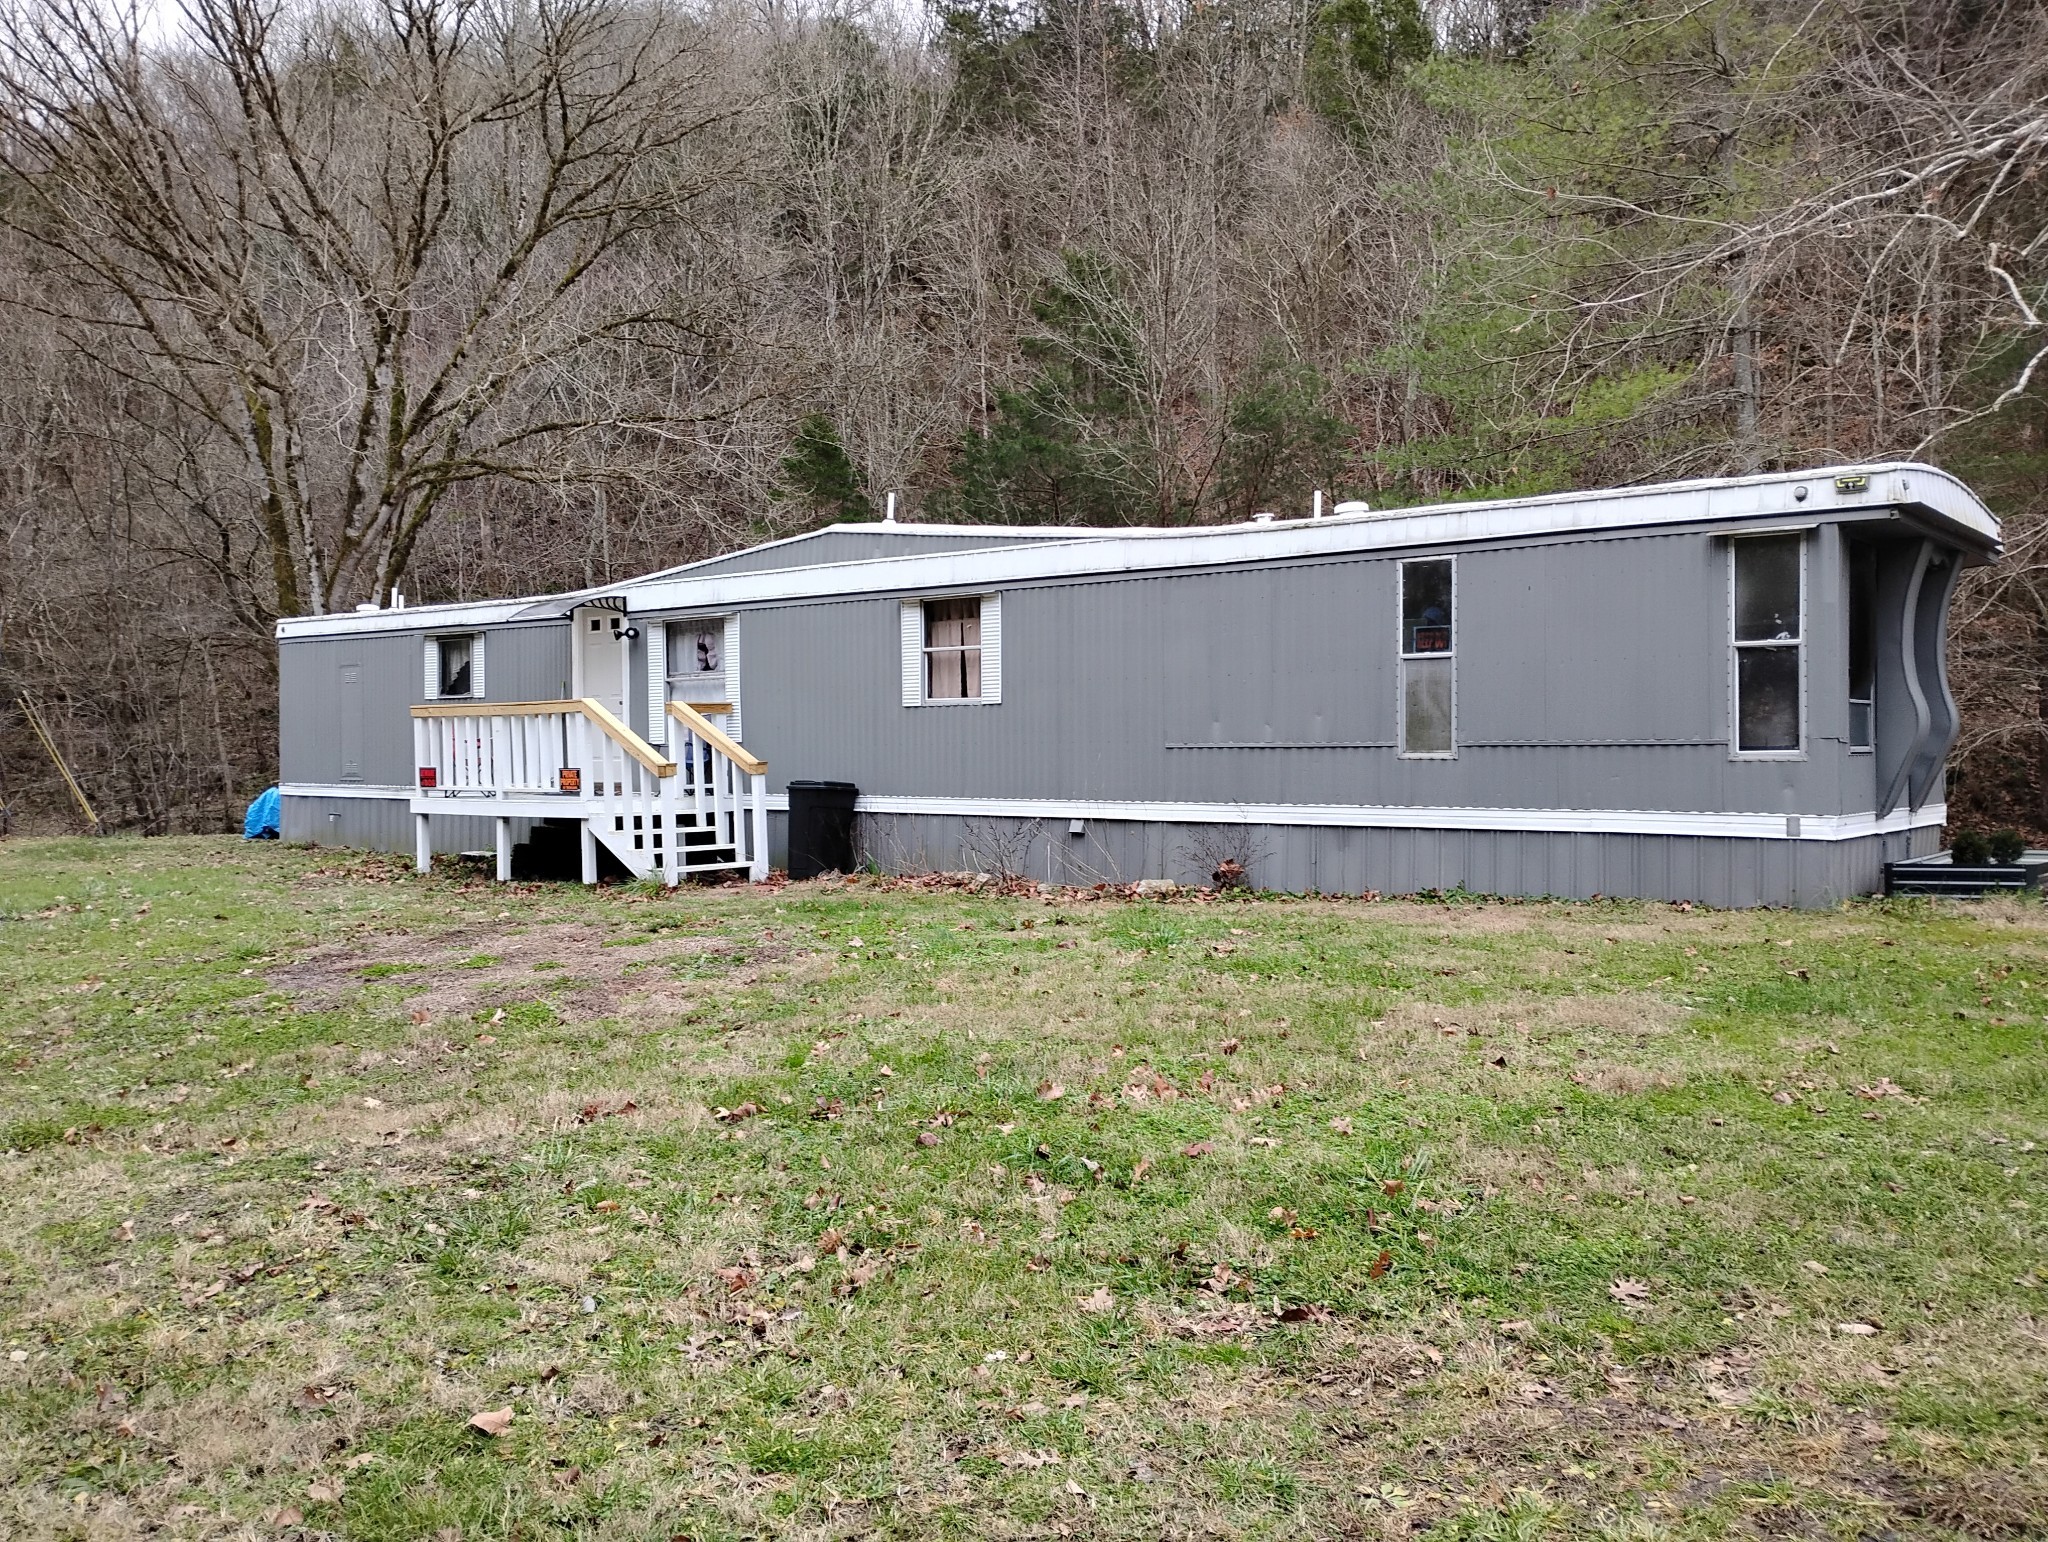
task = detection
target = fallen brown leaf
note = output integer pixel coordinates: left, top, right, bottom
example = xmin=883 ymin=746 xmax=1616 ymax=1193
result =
xmin=467 ymin=1406 xmax=513 ymax=1437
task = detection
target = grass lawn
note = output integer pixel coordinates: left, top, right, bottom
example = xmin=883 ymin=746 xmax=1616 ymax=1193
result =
xmin=1 ymin=837 xmax=2044 ymax=1541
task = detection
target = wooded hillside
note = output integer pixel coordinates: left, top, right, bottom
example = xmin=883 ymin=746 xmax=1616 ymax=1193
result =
xmin=0 ymin=0 xmax=2042 ymax=837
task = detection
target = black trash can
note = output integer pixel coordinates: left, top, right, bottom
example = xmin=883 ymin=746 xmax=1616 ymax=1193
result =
xmin=786 ymin=780 xmax=858 ymax=879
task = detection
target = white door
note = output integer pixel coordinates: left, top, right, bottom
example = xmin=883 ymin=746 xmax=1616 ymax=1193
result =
xmin=576 ymin=608 xmax=628 ymax=721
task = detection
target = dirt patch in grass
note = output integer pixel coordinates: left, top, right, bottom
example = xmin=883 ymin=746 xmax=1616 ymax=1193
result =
xmin=266 ymin=919 xmax=799 ymax=1024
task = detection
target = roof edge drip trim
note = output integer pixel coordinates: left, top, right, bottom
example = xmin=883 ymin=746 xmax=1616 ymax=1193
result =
xmin=275 ymin=462 xmax=1998 ymax=639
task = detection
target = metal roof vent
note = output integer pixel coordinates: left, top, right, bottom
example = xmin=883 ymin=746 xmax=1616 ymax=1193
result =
xmin=1333 ymin=499 xmax=1372 ymax=517
xmin=1250 ymin=511 xmax=1277 ymax=524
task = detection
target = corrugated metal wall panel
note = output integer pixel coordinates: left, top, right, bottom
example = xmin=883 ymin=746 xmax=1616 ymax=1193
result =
xmin=280 ymin=623 xmax=570 ymax=785
xmin=804 ymin=808 xmax=1910 ymax=906
xmin=484 ymin=624 xmax=573 ymax=704
xmin=723 ymin=535 xmax=1862 ymax=820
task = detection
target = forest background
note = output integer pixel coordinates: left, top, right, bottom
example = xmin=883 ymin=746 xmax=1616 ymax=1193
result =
xmin=0 ymin=0 xmax=2042 ymax=840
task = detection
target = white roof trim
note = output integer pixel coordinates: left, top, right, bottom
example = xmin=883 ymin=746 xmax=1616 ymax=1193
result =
xmin=621 ymin=461 xmax=1996 ymax=616
xmin=275 ymin=463 xmax=1998 ymax=639
xmin=276 ymin=594 xmax=556 ymax=639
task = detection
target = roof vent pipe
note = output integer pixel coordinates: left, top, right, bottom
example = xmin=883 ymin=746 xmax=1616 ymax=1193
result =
xmin=1333 ymin=499 xmax=1372 ymax=517
xmin=1312 ymin=489 xmax=1324 ymax=519
xmin=884 ymin=491 xmax=897 ymax=523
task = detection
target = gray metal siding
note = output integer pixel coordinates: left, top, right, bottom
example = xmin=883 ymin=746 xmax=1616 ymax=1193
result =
xmin=839 ymin=810 xmax=1938 ymax=908
xmin=281 ymin=633 xmax=420 ymax=785
xmin=282 ymin=794 xmax=543 ymax=855
xmin=482 ymin=624 xmax=574 ymax=704
xmin=728 ymin=529 xmax=1878 ymax=819
xmin=279 ymin=622 xmax=570 ymax=784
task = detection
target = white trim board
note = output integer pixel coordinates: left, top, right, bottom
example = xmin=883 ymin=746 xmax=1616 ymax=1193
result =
xmin=763 ymin=792 xmax=1946 ymax=843
xmin=621 ymin=465 xmax=1996 ymax=620
xmin=282 ymin=783 xmax=415 ymax=801
xmin=275 ymin=462 xmax=2000 ymax=639
xmin=286 ymin=782 xmax=1945 ymax=843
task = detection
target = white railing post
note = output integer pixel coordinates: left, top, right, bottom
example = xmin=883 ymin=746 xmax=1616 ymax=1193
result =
xmin=661 ymin=753 xmax=681 ymax=886
xmin=414 ymin=811 xmax=431 ymax=874
xmin=495 ymin=816 xmax=512 ymax=882
xmin=749 ymin=772 xmax=769 ymax=882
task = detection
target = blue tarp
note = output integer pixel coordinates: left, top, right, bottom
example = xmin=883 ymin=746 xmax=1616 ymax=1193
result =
xmin=243 ymin=785 xmax=281 ymax=840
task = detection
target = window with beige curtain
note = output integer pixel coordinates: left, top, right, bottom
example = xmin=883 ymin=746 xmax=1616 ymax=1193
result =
xmin=923 ymin=599 xmax=982 ymax=700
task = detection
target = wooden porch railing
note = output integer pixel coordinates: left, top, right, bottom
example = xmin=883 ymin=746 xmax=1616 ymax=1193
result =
xmin=408 ymin=698 xmax=767 ymax=884
xmin=669 ymin=701 xmax=770 ymax=881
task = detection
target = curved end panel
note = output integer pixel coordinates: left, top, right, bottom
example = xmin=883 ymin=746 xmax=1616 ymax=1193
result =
xmin=1906 ymin=551 xmax=1964 ymax=811
xmin=1874 ymin=541 xmax=1933 ymax=819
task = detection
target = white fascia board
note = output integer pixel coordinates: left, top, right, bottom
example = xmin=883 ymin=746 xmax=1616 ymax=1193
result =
xmin=275 ymin=596 xmax=564 ymax=641
xmin=610 ymin=519 xmax=1112 ymax=588
xmin=621 ymin=462 xmax=1999 ymax=616
xmin=271 ymin=527 xmax=1109 ymax=639
xmin=761 ymin=791 xmax=1946 ymax=842
xmin=272 ymin=462 xmax=1999 ymax=638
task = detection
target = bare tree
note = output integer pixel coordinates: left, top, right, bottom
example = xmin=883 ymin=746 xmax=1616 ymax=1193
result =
xmin=0 ymin=0 xmax=746 ymax=619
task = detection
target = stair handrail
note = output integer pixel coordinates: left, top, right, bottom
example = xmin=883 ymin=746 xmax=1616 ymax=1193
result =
xmin=410 ymin=699 xmax=675 ymax=779
xmin=666 ymin=700 xmax=766 ymax=775
xmin=577 ymin=698 xmax=676 ymax=778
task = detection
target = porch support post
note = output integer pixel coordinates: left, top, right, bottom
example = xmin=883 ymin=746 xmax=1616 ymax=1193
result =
xmin=662 ymin=769 xmax=681 ymax=888
xmin=413 ymin=812 xmax=431 ymax=874
xmin=495 ymin=816 xmax=512 ymax=882
xmin=580 ymin=819 xmax=599 ymax=886
xmin=749 ymin=772 xmax=770 ymax=883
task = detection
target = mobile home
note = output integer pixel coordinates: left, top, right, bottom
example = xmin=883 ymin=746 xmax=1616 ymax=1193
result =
xmin=276 ymin=462 xmax=1999 ymax=907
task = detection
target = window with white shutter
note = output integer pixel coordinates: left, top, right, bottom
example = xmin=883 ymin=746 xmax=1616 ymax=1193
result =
xmin=722 ymin=617 xmax=742 ymax=738
xmin=900 ymin=601 xmax=923 ymax=706
xmin=645 ymin=623 xmax=667 ymax=743
xmin=902 ymin=595 xmax=1001 ymax=705
xmin=428 ymin=634 xmax=483 ymax=699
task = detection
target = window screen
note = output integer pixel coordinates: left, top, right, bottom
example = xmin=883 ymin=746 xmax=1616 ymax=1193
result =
xmin=438 ymin=635 xmax=473 ymax=698
xmin=666 ymin=623 xmax=723 ymax=684
xmin=924 ymin=598 xmax=983 ymax=701
xmin=1733 ymin=536 xmax=1802 ymax=753
xmin=1399 ymin=559 xmax=1454 ymax=756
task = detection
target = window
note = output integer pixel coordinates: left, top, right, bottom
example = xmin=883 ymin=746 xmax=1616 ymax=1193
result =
xmin=666 ymin=623 xmax=723 ymax=690
xmin=436 ymin=635 xmax=474 ymax=698
xmin=1847 ymin=544 xmax=1874 ymax=751
xmin=1732 ymin=534 xmax=1803 ymax=754
xmin=925 ymin=599 xmax=981 ymax=699
xmin=1399 ymin=558 xmax=1454 ymax=756
xmin=648 ymin=618 xmax=739 ymax=746
xmin=902 ymin=595 xmax=1001 ymax=705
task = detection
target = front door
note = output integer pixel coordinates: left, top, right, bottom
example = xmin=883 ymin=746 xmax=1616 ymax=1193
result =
xmin=576 ymin=608 xmax=628 ymax=721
